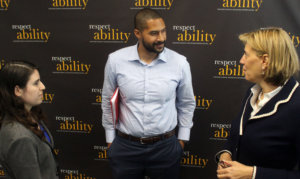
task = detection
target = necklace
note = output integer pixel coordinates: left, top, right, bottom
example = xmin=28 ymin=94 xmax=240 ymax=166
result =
xmin=258 ymin=91 xmax=264 ymax=101
xmin=256 ymin=91 xmax=264 ymax=105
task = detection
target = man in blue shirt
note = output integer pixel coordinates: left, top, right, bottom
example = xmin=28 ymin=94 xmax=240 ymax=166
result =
xmin=102 ymin=8 xmax=196 ymax=179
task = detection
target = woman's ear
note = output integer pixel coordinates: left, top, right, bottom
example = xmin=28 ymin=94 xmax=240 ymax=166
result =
xmin=14 ymin=85 xmax=23 ymax=97
xmin=261 ymin=54 xmax=269 ymax=70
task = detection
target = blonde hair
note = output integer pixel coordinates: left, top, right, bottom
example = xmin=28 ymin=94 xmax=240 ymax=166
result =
xmin=239 ymin=27 xmax=299 ymax=86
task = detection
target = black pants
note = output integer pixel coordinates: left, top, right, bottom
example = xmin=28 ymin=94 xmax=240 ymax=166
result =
xmin=108 ymin=135 xmax=183 ymax=179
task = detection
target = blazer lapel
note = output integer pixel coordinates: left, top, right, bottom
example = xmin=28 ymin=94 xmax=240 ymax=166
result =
xmin=40 ymin=120 xmax=54 ymax=147
xmin=250 ymin=78 xmax=298 ymax=120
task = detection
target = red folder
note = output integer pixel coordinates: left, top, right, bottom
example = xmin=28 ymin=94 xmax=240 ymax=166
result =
xmin=110 ymin=87 xmax=119 ymax=128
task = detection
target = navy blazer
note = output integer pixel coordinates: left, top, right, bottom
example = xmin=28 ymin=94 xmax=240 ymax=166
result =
xmin=224 ymin=77 xmax=300 ymax=179
xmin=0 ymin=116 xmax=59 ymax=179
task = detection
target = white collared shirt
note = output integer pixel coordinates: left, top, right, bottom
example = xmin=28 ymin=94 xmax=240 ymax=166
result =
xmin=250 ymin=85 xmax=283 ymax=118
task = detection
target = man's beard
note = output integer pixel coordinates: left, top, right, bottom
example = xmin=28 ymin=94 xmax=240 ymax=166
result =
xmin=142 ymin=39 xmax=166 ymax=54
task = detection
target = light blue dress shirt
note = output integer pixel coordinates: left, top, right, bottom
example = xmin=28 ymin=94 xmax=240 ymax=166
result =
xmin=102 ymin=44 xmax=196 ymax=143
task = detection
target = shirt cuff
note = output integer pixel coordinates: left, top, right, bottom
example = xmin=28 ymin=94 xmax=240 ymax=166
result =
xmin=215 ymin=150 xmax=232 ymax=163
xmin=177 ymin=127 xmax=191 ymax=141
xmin=105 ymin=129 xmax=116 ymax=143
xmin=252 ymin=166 xmax=257 ymax=179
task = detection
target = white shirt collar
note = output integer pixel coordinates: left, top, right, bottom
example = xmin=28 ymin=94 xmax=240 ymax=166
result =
xmin=250 ymin=84 xmax=283 ymax=118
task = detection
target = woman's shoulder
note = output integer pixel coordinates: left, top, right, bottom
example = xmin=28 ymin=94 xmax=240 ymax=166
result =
xmin=286 ymin=81 xmax=300 ymax=105
xmin=0 ymin=118 xmax=35 ymax=144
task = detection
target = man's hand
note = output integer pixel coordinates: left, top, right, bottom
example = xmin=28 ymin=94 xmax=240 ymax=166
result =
xmin=178 ymin=140 xmax=185 ymax=149
xmin=107 ymin=143 xmax=112 ymax=149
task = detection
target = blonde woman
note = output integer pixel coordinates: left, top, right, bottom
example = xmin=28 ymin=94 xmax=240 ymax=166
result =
xmin=216 ymin=27 xmax=300 ymax=179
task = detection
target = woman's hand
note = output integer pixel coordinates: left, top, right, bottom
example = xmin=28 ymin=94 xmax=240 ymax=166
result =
xmin=217 ymin=152 xmax=233 ymax=170
xmin=217 ymin=160 xmax=254 ymax=179
xmin=219 ymin=152 xmax=232 ymax=162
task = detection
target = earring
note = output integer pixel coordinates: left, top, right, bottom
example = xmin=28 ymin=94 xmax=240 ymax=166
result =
xmin=261 ymin=68 xmax=265 ymax=75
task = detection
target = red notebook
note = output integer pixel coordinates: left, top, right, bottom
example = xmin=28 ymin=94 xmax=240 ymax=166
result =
xmin=110 ymin=87 xmax=119 ymax=128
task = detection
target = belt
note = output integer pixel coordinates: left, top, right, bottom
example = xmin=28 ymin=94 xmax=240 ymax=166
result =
xmin=117 ymin=129 xmax=175 ymax=144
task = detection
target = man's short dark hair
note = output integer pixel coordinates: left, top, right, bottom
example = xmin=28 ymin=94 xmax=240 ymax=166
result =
xmin=134 ymin=8 xmax=163 ymax=31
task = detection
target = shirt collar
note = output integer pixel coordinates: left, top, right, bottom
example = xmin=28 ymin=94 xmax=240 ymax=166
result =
xmin=157 ymin=49 xmax=167 ymax=62
xmin=249 ymin=82 xmax=285 ymax=120
xmin=128 ymin=43 xmax=167 ymax=63
xmin=250 ymin=83 xmax=283 ymax=102
xmin=249 ymin=78 xmax=298 ymax=120
xmin=250 ymin=84 xmax=261 ymax=97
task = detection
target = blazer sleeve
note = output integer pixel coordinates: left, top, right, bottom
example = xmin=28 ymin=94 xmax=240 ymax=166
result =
xmin=217 ymin=89 xmax=252 ymax=160
xmin=6 ymin=137 xmax=43 ymax=179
